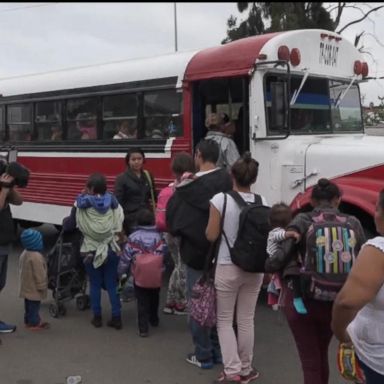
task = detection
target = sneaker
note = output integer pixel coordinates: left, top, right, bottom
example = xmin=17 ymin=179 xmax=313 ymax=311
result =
xmin=174 ymin=306 xmax=188 ymax=316
xmin=240 ymin=369 xmax=260 ymax=384
xmin=0 ymin=321 xmax=16 ymax=333
xmin=26 ymin=321 xmax=50 ymax=331
xmin=186 ymin=353 xmax=214 ymax=369
xmin=107 ymin=316 xmax=122 ymax=330
xmin=163 ymin=305 xmax=174 ymax=314
xmin=91 ymin=316 xmax=102 ymax=328
xmin=214 ymin=371 xmax=241 ymax=383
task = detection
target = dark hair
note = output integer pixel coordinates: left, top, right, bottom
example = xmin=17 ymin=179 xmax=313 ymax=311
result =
xmin=311 ymin=178 xmax=341 ymax=202
xmin=219 ymin=112 xmax=230 ymax=124
xmin=86 ymin=172 xmax=107 ymax=194
xmin=231 ymin=152 xmax=259 ymax=187
xmin=269 ymin=203 xmax=292 ymax=229
xmin=136 ymin=208 xmax=155 ymax=226
xmin=195 ymin=139 xmax=219 ymax=164
xmin=125 ymin=147 xmax=145 ymax=165
xmin=171 ymin=152 xmax=195 ymax=177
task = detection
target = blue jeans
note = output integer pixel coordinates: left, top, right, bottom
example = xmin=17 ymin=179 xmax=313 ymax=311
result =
xmin=186 ymin=266 xmax=221 ymax=362
xmin=24 ymin=299 xmax=41 ymax=326
xmin=358 ymin=357 xmax=384 ymax=384
xmin=84 ymin=249 xmax=121 ymax=318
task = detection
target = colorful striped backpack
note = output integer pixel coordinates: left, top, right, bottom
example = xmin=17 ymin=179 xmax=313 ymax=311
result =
xmin=301 ymin=211 xmax=360 ymax=301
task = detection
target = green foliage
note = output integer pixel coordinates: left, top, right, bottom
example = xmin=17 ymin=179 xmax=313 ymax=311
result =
xmin=223 ymin=2 xmax=336 ymax=44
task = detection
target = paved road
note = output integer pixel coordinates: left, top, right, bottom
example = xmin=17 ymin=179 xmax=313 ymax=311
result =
xmin=0 ymin=225 xmax=347 ymax=384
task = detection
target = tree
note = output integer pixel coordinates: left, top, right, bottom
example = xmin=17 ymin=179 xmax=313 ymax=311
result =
xmin=223 ymin=2 xmax=384 ymax=46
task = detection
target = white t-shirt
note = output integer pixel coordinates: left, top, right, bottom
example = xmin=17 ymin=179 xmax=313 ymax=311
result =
xmin=347 ymin=236 xmax=384 ymax=375
xmin=210 ymin=191 xmax=268 ymax=265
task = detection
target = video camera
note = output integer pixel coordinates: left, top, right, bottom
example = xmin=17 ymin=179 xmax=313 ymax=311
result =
xmin=0 ymin=159 xmax=30 ymax=188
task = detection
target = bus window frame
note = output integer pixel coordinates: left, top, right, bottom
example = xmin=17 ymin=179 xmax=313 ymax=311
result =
xmin=263 ymin=72 xmax=363 ymax=137
xmin=0 ymin=82 xmax=183 ymax=146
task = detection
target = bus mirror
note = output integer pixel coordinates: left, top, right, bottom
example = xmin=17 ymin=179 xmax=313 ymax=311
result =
xmin=271 ymin=82 xmax=288 ymax=130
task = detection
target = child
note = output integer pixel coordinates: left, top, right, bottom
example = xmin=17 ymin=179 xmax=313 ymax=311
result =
xmin=19 ymin=229 xmax=49 ymax=330
xmin=118 ymin=208 xmax=166 ymax=337
xmin=267 ymin=203 xmax=307 ymax=314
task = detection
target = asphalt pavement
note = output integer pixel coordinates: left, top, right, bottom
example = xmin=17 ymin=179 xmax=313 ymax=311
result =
xmin=0 ymin=225 xmax=347 ymax=384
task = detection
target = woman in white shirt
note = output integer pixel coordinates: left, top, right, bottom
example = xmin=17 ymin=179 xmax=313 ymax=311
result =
xmin=332 ymin=189 xmax=384 ymax=383
xmin=206 ymin=152 xmax=266 ymax=384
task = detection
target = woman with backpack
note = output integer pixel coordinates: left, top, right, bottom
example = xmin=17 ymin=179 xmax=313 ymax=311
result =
xmin=206 ymin=152 xmax=267 ymax=384
xmin=332 ymin=188 xmax=384 ymax=383
xmin=265 ymin=178 xmax=366 ymax=384
xmin=156 ymin=152 xmax=195 ymax=315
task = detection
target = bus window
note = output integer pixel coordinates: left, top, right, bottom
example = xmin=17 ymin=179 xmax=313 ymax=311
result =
xmin=265 ymin=75 xmax=331 ymax=134
xmin=330 ymin=81 xmax=363 ymax=132
xmin=67 ymin=98 xmax=97 ymax=140
xmin=35 ymin=101 xmax=62 ymax=141
xmin=8 ymin=104 xmax=32 ymax=142
xmin=143 ymin=89 xmax=182 ymax=139
xmin=103 ymin=93 xmax=138 ymax=140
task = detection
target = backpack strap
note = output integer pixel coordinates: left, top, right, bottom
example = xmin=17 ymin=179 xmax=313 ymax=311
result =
xmin=227 ymin=190 xmax=263 ymax=206
xmin=143 ymin=170 xmax=156 ymax=216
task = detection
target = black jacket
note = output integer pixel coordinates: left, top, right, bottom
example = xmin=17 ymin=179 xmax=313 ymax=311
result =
xmin=166 ymin=168 xmax=232 ymax=270
xmin=114 ymin=169 xmax=156 ymax=216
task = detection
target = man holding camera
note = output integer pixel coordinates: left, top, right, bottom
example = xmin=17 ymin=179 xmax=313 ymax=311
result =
xmin=0 ymin=166 xmax=25 ymax=337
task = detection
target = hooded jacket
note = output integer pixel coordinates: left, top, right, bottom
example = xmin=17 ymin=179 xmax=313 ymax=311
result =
xmin=166 ymin=168 xmax=232 ymax=270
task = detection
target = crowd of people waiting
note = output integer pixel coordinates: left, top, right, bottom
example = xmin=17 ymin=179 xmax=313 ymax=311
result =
xmin=0 ymin=130 xmax=384 ymax=384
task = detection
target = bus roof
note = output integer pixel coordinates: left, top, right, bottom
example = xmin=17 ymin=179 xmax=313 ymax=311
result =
xmin=184 ymin=29 xmax=365 ymax=82
xmin=0 ymin=51 xmax=197 ymax=97
xmin=184 ymin=32 xmax=280 ymax=81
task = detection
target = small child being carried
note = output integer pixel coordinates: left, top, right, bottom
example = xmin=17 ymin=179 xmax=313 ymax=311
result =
xmin=267 ymin=203 xmax=307 ymax=315
xmin=118 ymin=208 xmax=166 ymax=337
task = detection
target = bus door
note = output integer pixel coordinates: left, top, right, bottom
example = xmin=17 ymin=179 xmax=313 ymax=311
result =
xmin=191 ymin=77 xmax=249 ymax=154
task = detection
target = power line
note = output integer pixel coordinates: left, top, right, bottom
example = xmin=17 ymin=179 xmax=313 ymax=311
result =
xmin=0 ymin=3 xmax=58 ymax=14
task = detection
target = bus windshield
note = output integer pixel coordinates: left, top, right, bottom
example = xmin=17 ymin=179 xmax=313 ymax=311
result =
xmin=265 ymin=74 xmax=363 ymax=134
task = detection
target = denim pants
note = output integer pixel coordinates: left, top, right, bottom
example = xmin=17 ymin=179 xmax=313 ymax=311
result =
xmin=24 ymin=299 xmax=41 ymax=326
xmin=358 ymin=358 xmax=384 ymax=384
xmin=186 ymin=266 xmax=221 ymax=362
xmin=84 ymin=249 xmax=121 ymax=318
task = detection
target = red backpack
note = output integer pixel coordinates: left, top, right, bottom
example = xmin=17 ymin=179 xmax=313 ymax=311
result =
xmin=131 ymin=241 xmax=164 ymax=289
xmin=155 ymin=185 xmax=175 ymax=232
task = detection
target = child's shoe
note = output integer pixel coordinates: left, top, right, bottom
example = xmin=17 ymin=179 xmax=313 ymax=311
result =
xmin=293 ymin=297 xmax=308 ymax=314
xmin=213 ymin=371 xmax=241 ymax=383
xmin=186 ymin=353 xmax=214 ymax=369
xmin=240 ymin=369 xmax=260 ymax=384
xmin=107 ymin=316 xmax=122 ymax=330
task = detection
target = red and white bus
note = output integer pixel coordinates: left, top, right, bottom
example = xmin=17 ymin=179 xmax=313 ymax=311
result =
xmin=0 ymin=29 xmax=380 ymax=233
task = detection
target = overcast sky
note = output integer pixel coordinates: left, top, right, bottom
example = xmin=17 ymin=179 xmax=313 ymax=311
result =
xmin=0 ymin=2 xmax=383 ymax=105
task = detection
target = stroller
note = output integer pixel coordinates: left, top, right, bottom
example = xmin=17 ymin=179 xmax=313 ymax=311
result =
xmin=47 ymin=229 xmax=90 ymax=318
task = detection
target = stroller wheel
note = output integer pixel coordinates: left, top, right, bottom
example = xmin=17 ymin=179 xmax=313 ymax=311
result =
xmin=49 ymin=304 xmax=59 ymax=318
xmin=76 ymin=295 xmax=89 ymax=311
xmin=58 ymin=303 xmax=67 ymax=316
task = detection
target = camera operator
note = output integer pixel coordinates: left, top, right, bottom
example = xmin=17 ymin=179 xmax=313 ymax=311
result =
xmin=0 ymin=164 xmax=26 ymax=338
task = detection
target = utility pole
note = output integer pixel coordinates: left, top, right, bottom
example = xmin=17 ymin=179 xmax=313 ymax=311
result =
xmin=174 ymin=3 xmax=178 ymax=52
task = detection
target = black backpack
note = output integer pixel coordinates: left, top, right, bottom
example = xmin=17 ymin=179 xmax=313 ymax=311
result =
xmin=222 ymin=191 xmax=271 ymax=273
